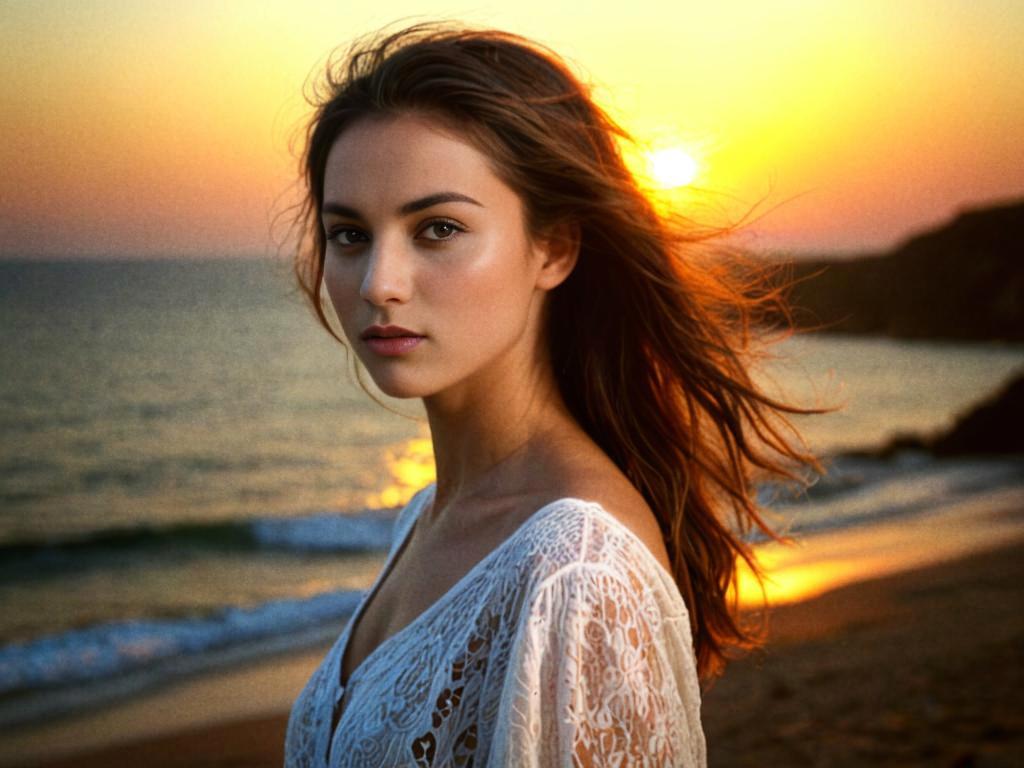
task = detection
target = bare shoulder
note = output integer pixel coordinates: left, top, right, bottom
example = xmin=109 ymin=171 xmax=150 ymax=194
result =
xmin=559 ymin=464 xmax=674 ymax=576
xmin=593 ymin=482 xmax=673 ymax=575
xmin=526 ymin=426 xmax=675 ymax=575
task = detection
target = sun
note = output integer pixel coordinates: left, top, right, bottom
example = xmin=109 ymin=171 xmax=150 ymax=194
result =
xmin=647 ymin=147 xmax=700 ymax=189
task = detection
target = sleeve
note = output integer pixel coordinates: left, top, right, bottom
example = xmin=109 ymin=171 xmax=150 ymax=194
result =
xmin=487 ymin=561 xmax=707 ymax=768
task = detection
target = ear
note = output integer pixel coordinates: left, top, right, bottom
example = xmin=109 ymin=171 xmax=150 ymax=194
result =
xmin=532 ymin=220 xmax=580 ymax=291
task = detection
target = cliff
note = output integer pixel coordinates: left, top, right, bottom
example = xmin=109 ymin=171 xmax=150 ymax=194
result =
xmin=773 ymin=198 xmax=1024 ymax=341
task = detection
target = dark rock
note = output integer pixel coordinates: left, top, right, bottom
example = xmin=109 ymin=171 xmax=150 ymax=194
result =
xmin=766 ymin=198 xmax=1024 ymax=342
xmin=854 ymin=372 xmax=1024 ymax=458
xmin=929 ymin=373 xmax=1024 ymax=456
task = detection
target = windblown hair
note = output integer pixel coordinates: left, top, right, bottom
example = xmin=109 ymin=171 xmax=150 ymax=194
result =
xmin=291 ymin=20 xmax=834 ymax=686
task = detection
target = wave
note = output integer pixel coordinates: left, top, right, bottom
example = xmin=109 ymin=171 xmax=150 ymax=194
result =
xmin=0 ymin=589 xmax=365 ymax=727
xmin=750 ymin=451 xmax=1024 ymax=540
xmin=0 ymin=507 xmax=400 ymax=569
xmin=9 ymin=452 xmax=1023 ymax=567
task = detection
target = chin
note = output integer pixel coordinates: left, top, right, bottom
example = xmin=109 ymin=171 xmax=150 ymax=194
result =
xmin=362 ymin=369 xmax=433 ymax=400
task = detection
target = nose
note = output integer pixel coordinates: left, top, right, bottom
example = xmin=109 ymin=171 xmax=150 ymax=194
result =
xmin=358 ymin=237 xmax=413 ymax=306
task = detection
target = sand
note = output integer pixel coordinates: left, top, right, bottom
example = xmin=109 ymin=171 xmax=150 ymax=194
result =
xmin=702 ymin=537 xmax=1024 ymax=767
xmin=6 ymin=514 xmax=1023 ymax=767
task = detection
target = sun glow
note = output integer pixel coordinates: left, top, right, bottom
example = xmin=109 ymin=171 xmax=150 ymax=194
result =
xmin=647 ymin=147 xmax=700 ymax=189
xmin=364 ymin=436 xmax=436 ymax=509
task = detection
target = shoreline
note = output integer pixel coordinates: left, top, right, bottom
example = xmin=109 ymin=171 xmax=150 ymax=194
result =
xmin=3 ymin=493 xmax=1023 ymax=767
xmin=0 ymin=640 xmax=337 ymax=767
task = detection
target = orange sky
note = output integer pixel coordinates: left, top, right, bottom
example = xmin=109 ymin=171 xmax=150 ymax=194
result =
xmin=2 ymin=1 xmax=1022 ymax=259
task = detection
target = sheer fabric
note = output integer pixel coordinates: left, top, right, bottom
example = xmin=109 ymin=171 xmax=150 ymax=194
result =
xmin=285 ymin=483 xmax=706 ymax=767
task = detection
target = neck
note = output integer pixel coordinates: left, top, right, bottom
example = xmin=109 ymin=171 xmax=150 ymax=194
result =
xmin=421 ymin=343 xmax=581 ymax=523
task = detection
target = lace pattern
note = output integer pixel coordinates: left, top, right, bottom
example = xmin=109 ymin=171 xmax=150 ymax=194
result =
xmin=284 ymin=484 xmax=706 ymax=767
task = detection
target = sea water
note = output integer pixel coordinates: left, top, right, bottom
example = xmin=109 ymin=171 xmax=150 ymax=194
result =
xmin=1 ymin=257 xmax=1021 ymax=725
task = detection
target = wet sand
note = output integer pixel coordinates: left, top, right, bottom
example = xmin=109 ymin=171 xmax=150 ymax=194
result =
xmin=8 ymin=524 xmax=1024 ymax=767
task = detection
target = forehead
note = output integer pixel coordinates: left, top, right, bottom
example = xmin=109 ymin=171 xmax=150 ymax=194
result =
xmin=322 ymin=114 xmax=515 ymax=210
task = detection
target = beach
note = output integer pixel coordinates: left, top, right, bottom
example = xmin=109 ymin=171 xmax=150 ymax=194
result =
xmin=5 ymin=490 xmax=1021 ymax=768
xmin=702 ymin=535 xmax=1024 ymax=767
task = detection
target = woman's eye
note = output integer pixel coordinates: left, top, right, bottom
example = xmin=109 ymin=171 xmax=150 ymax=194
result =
xmin=419 ymin=220 xmax=463 ymax=241
xmin=327 ymin=227 xmax=367 ymax=246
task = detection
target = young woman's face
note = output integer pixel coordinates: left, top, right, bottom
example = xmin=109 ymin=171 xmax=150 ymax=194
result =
xmin=320 ymin=113 xmax=562 ymax=400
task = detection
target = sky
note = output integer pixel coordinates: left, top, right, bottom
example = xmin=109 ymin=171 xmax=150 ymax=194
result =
xmin=1 ymin=0 xmax=1022 ymax=259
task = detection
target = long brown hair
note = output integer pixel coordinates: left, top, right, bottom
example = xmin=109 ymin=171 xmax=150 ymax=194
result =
xmin=290 ymin=20 xmax=835 ymax=686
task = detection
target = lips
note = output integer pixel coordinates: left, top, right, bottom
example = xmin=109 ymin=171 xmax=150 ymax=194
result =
xmin=364 ymin=336 xmax=424 ymax=356
xmin=360 ymin=324 xmax=424 ymax=340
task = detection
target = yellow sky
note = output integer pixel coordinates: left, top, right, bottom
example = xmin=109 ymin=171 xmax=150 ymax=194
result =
xmin=2 ymin=0 xmax=1022 ymax=258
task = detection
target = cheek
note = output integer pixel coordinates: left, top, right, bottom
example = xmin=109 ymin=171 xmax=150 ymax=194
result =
xmin=322 ymin=259 xmax=361 ymax=330
xmin=426 ymin=241 xmax=535 ymax=336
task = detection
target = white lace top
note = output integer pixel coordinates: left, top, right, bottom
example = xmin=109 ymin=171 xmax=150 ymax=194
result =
xmin=284 ymin=482 xmax=707 ymax=767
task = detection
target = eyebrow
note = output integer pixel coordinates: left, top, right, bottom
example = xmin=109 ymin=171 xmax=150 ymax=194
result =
xmin=321 ymin=192 xmax=484 ymax=219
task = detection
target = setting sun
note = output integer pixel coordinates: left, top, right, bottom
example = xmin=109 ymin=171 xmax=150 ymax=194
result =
xmin=647 ymin=147 xmax=700 ymax=189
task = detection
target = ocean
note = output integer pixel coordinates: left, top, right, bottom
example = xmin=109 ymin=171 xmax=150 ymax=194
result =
xmin=1 ymin=256 xmax=1021 ymax=727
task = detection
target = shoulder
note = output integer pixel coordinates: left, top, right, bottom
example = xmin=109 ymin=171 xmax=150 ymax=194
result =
xmin=514 ymin=478 xmax=673 ymax=603
xmin=552 ymin=468 xmax=673 ymax=579
xmin=588 ymin=482 xmax=673 ymax=577
xmin=524 ymin=496 xmax=694 ymax=646
xmin=537 ymin=432 xmax=674 ymax=576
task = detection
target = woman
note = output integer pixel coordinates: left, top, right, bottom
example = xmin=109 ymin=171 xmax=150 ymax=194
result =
xmin=285 ymin=21 xmax=829 ymax=767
